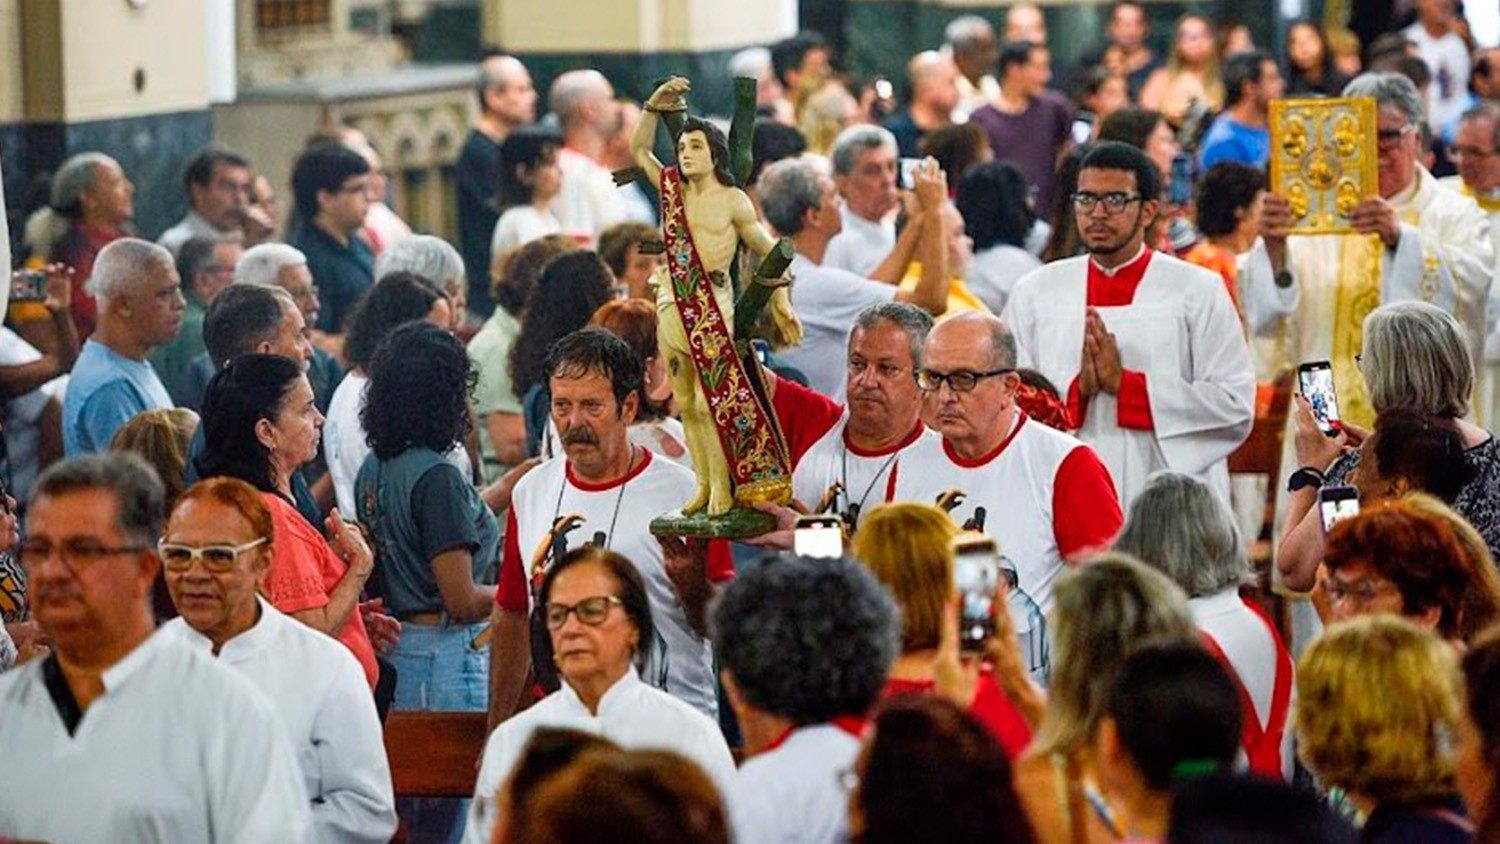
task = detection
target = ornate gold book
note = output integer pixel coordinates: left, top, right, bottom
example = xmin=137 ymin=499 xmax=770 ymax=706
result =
xmin=1269 ymin=97 xmax=1378 ymax=235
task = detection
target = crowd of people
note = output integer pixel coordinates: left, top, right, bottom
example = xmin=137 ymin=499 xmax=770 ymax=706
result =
xmin=1 ymin=1 xmax=1499 ymax=841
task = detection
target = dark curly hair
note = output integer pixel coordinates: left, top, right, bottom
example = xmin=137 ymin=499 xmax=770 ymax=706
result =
xmin=955 ymin=160 xmax=1036 ymax=251
xmin=1106 ymin=641 xmax=1242 ymax=791
xmin=1195 ymin=161 xmax=1265 ymax=238
xmin=343 ymin=270 xmax=446 ymax=371
xmin=712 ymin=553 xmax=899 ymax=724
xmin=509 ymin=250 xmax=616 ymax=399
xmin=492 ymin=234 xmax=572 ymax=317
xmin=856 ymin=696 xmax=1037 ymax=844
xmin=362 ymin=321 xmax=475 ymax=460
xmin=1365 ymin=409 xmax=1474 ymax=502
xmin=196 ymin=354 xmax=305 ymax=493
xmin=545 ymin=326 xmax=644 ymax=410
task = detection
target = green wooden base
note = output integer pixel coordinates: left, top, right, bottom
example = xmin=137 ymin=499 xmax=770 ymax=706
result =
xmin=650 ymin=507 xmax=777 ymax=540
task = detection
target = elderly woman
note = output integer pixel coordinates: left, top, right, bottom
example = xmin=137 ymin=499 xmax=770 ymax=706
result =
xmin=1011 ymin=554 xmax=1199 ymax=844
xmin=1319 ymin=497 xmax=1500 ymax=646
xmin=1114 ymin=472 xmax=1294 ymax=780
xmin=851 ymin=502 xmax=1034 ymax=758
xmin=353 ymin=322 xmax=500 ymax=711
xmin=158 ymin=477 xmax=395 ymax=842
xmin=197 ymin=353 xmax=379 ymax=687
xmin=1281 ymin=301 xmax=1500 ymax=589
xmin=374 ymin=234 xmax=469 ymax=333
xmin=1458 ymin=630 xmax=1500 ymax=843
xmin=1297 ymin=616 xmax=1473 ymax=841
xmin=461 ymin=547 xmax=734 ymax=844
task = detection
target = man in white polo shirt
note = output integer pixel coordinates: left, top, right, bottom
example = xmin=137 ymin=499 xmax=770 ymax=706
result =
xmin=0 ymin=453 xmax=309 ymax=843
xmin=771 ymin=301 xmax=938 ymax=527
xmin=889 ymin=312 xmax=1123 ymax=612
xmin=489 ymin=328 xmax=729 ymax=725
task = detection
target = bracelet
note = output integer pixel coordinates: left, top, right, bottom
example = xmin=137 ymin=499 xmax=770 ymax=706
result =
xmin=1287 ymin=466 xmax=1325 ymax=493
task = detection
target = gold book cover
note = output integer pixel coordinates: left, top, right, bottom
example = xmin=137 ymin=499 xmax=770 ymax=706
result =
xmin=1269 ymin=97 xmax=1379 ymax=235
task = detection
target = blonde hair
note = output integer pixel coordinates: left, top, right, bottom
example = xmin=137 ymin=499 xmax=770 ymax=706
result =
xmin=1032 ymin=552 xmax=1198 ymax=756
xmin=851 ymin=503 xmax=959 ymax=652
xmin=1296 ymin=615 xmax=1461 ymax=806
xmin=109 ymin=408 xmax=200 ymax=508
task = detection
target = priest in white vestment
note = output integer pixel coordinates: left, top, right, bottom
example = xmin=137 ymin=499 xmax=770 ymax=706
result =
xmin=1439 ymin=102 xmax=1500 ymax=426
xmin=1005 ymin=142 xmax=1255 ymax=507
xmin=1241 ymin=73 xmax=1494 ymax=440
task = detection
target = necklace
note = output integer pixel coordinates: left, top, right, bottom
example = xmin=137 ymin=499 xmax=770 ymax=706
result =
xmin=839 ymin=425 xmax=914 ymax=522
xmin=550 ymin=447 xmax=639 ymax=552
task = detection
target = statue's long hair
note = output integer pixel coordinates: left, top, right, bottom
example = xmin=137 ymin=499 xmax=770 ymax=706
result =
xmin=680 ymin=116 xmax=737 ymax=187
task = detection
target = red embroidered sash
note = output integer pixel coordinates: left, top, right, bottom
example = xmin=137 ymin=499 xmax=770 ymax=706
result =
xmin=658 ymin=167 xmax=792 ymax=503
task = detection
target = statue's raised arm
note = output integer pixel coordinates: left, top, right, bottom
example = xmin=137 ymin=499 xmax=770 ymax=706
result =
xmin=632 ymin=77 xmax=691 ymax=188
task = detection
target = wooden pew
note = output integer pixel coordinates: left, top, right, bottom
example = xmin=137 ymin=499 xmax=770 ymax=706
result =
xmin=383 ymin=710 xmax=490 ymax=842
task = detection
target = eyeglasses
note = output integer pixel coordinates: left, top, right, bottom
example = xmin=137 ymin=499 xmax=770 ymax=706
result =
xmin=916 ymin=367 xmax=1014 ymax=393
xmin=1323 ymin=577 xmax=1398 ymax=607
xmin=19 ymin=539 xmax=148 ymax=572
xmin=1376 ymin=125 xmax=1416 ymax=151
xmin=158 ymin=538 xmax=269 ymax=573
xmin=1071 ymin=192 xmax=1142 ymax=214
xmin=545 ymin=595 xmax=624 ymax=629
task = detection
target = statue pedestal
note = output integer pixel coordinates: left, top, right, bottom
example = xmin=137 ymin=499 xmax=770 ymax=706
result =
xmin=650 ymin=507 xmax=777 ymax=540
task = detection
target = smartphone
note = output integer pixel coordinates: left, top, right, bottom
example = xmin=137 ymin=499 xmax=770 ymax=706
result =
xmin=1070 ymin=113 xmax=1096 ymax=146
xmin=1297 ymin=360 xmax=1343 ymax=436
xmin=1318 ymin=485 xmax=1360 ymax=531
xmin=10 ymin=270 xmax=46 ymax=303
xmin=953 ymin=533 xmax=1002 ymax=652
xmin=898 ymin=157 xmax=922 ymax=190
xmin=1169 ymin=153 xmax=1193 ymax=207
xmin=794 ymin=514 xmax=844 ymax=559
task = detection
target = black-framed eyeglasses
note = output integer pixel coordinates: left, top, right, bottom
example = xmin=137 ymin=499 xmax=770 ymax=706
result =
xmin=1071 ymin=192 xmax=1142 ymax=214
xmin=19 ymin=540 xmax=149 ymax=573
xmin=158 ymin=538 xmax=269 ymax=573
xmin=916 ymin=367 xmax=1014 ymax=393
xmin=545 ymin=595 xmax=624 ymax=629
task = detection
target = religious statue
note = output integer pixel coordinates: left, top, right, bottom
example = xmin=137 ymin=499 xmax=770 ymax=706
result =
xmin=632 ymin=76 xmax=803 ymax=536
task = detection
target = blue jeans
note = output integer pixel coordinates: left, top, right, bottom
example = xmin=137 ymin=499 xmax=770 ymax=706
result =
xmin=388 ymin=621 xmax=490 ymax=712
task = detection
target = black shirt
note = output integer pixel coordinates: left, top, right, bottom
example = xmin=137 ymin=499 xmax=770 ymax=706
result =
xmin=289 ymin=221 xmax=373 ymax=334
xmin=456 ymin=128 xmax=505 ymax=318
xmin=884 ymin=110 xmax=927 ymax=159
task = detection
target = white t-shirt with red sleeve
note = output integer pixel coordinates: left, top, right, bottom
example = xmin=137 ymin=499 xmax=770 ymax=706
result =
xmin=495 ymin=449 xmax=731 ymax=717
xmin=887 ymin=413 xmax=1123 ymax=611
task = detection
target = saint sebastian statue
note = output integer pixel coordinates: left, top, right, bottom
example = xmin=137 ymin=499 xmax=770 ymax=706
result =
xmin=632 ymin=76 xmax=802 ymax=521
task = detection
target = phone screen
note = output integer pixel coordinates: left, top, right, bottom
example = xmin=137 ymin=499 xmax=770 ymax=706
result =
xmin=1299 ymin=362 xmax=1342 ymax=435
xmin=954 ymin=547 xmax=1000 ymax=650
xmin=1169 ymin=154 xmax=1193 ymax=206
xmin=1319 ymin=486 xmax=1361 ymax=531
xmin=898 ymin=157 xmax=922 ymax=191
xmin=794 ymin=518 xmax=844 ymax=558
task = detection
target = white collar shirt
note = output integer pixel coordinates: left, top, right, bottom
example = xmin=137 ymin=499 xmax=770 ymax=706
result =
xmin=729 ymin=724 xmax=861 ymax=844
xmin=160 ymin=598 xmax=396 ymax=843
xmin=823 ymin=207 xmax=896 ymax=278
xmin=0 ymin=629 xmax=311 ymax=843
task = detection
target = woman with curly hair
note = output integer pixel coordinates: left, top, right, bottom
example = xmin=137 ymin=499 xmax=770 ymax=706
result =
xmin=354 ymin=321 xmax=500 ymax=711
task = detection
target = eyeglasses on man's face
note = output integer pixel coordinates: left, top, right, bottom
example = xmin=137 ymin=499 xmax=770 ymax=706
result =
xmin=545 ymin=595 xmax=624 ymax=630
xmin=158 ymin=538 xmax=269 ymax=573
xmin=20 ymin=539 xmax=148 ymax=573
xmin=916 ymin=367 xmax=1014 ymax=393
xmin=1071 ymin=192 xmax=1142 ymax=214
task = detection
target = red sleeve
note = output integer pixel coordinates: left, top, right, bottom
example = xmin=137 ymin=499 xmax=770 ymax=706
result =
xmin=771 ymin=376 xmax=843 ymax=466
xmin=495 ymin=508 xmax=530 ymax=612
xmin=706 ymin=539 xmax=735 ymax=583
xmin=262 ymin=498 xmax=332 ymax=615
xmin=1051 ymin=446 xmax=1123 ymax=559
xmin=1065 ymin=375 xmax=1089 ymax=428
xmin=1115 ymin=370 xmax=1154 ymax=431
xmin=971 ymin=671 xmax=1033 ymax=761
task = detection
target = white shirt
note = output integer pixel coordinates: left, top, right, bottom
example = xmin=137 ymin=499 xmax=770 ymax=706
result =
xmin=554 ymin=147 xmax=627 ymax=244
xmin=729 ymin=724 xmax=861 ymax=844
xmin=823 ymin=207 xmax=896 ymax=278
xmin=461 ymin=668 xmax=735 ymax=844
xmin=0 ymin=327 xmax=68 ymax=505
xmin=1192 ymin=587 xmax=1295 ymax=782
xmin=966 ymin=244 xmax=1042 ymax=313
xmin=1404 ymin=22 xmax=1473 ymax=136
xmin=490 ymin=205 xmax=562 ymax=259
xmin=781 ymin=253 xmax=898 ymax=401
xmin=324 ymin=372 xmax=474 ymax=518
xmin=160 ymin=599 xmax=396 ymax=843
xmin=630 ymin=416 xmax=694 ymax=470
xmin=0 ymin=631 xmax=311 ymax=843
xmin=157 ymin=209 xmax=225 ymax=257
xmin=501 ymin=450 xmax=720 ymax=716
xmin=792 ymin=413 xmax=936 ymax=526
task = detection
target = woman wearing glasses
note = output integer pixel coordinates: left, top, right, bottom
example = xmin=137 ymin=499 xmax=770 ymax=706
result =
xmin=196 ymin=353 xmax=380 ymax=688
xmin=461 ymin=546 xmax=734 ymax=844
xmin=157 ymin=477 xmax=396 ymax=843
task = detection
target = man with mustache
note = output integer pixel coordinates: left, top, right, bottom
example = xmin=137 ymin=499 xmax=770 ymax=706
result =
xmin=1003 ymin=141 xmax=1255 ymax=507
xmin=768 ymin=302 xmax=939 ymax=529
xmin=489 ymin=328 xmax=730 ymax=727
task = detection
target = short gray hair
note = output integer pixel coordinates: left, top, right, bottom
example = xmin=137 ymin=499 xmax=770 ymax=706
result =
xmin=1344 ymin=72 xmax=1425 ymax=128
xmin=1113 ymin=472 xmax=1248 ymax=598
xmin=34 ymin=452 xmax=166 ymax=544
xmin=1361 ymin=301 xmax=1474 ymax=418
xmin=375 ymin=235 xmax=466 ymax=297
xmin=852 ymin=302 xmax=934 ymax=369
xmin=549 ymin=69 xmax=612 ymax=128
xmin=88 ymin=238 xmax=174 ymax=302
xmin=1459 ymin=100 xmax=1500 ymax=148
xmin=50 ymin=152 xmax=115 ymax=214
xmin=758 ymin=155 xmax=830 ymax=236
xmin=982 ymin=313 xmax=1019 ymax=369
xmin=945 ymin=14 xmax=996 ymax=52
xmin=235 ymin=243 xmax=307 ymax=287
xmin=728 ymin=47 xmax=771 ymax=81
xmin=831 ymin=125 xmax=898 ymax=176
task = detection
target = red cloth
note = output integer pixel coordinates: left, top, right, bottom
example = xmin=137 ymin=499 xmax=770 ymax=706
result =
xmin=259 ymin=492 xmax=379 ymax=688
xmin=496 ymin=508 xmax=529 ymax=612
xmin=882 ymin=671 xmax=1032 ymax=759
xmin=1200 ymin=599 xmax=1294 ymax=778
xmin=55 ymin=222 xmax=127 ymax=339
xmin=1051 ymin=446 xmax=1124 ymax=558
xmin=770 ymin=376 xmax=844 ymax=467
xmin=1067 ymin=250 xmax=1157 ymax=432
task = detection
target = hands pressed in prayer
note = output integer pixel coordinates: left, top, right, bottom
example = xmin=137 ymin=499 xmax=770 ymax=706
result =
xmin=1080 ymin=309 xmax=1123 ymax=397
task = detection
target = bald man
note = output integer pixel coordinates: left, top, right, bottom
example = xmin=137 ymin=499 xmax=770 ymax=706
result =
xmin=884 ymin=51 xmax=961 ymax=157
xmin=457 ymin=53 xmax=537 ymax=317
xmin=550 ymin=69 xmax=629 ymax=244
xmin=1005 ymin=3 xmax=1048 ymax=45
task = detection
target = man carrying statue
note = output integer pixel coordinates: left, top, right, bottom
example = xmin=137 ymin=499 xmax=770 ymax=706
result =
xmin=631 ymin=76 xmax=803 ymax=522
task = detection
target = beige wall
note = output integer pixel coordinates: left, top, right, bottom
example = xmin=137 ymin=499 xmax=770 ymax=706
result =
xmin=0 ymin=0 xmax=23 ymax=123
xmin=16 ymin=0 xmax=209 ymax=123
xmin=485 ymin=0 xmax=794 ymax=53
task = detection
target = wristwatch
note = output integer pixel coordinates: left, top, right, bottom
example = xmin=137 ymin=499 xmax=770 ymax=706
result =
xmin=1287 ymin=466 xmax=1325 ymax=493
xmin=1273 ymin=268 xmax=1295 ymax=289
